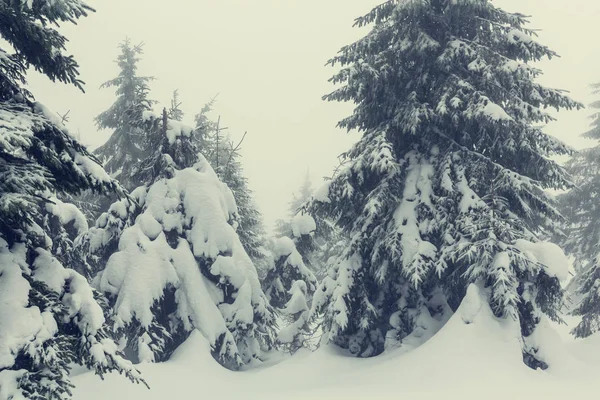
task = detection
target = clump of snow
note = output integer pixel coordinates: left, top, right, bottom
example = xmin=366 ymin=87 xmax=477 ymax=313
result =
xmin=73 ymin=152 xmax=113 ymax=186
xmin=515 ymin=239 xmax=569 ymax=281
xmin=290 ymin=214 xmax=316 ymax=238
xmin=141 ymin=110 xmax=194 ymax=145
xmin=273 ymin=237 xmax=296 ymax=259
xmin=481 ymin=100 xmax=513 ymax=122
xmin=33 ymin=102 xmax=70 ymax=135
xmin=46 ymin=197 xmax=88 ymax=235
xmin=313 ymin=181 xmax=332 ymax=203
xmin=507 ymin=28 xmax=534 ymax=44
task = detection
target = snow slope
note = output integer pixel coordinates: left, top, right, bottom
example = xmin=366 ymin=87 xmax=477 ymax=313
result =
xmin=72 ymin=284 xmax=600 ymax=399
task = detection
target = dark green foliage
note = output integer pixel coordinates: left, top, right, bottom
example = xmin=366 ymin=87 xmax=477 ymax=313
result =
xmin=310 ymin=0 xmax=581 ymax=366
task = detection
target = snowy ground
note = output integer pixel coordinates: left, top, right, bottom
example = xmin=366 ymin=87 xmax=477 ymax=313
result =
xmin=73 ymin=286 xmax=599 ymax=399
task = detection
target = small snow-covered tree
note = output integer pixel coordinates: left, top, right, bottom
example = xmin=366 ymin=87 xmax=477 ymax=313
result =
xmin=264 ymin=237 xmax=317 ymax=353
xmin=0 ymin=1 xmax=143 ymax=398
xmin=94 ymin=39 xmax=156 ymax=190
xmin=94 ymin=111 xmax=275 ymax=368
xmin=310 ymin=0 xmax=580 ymax=366
xmin=561 ymin=83 xmax=600 ymax=338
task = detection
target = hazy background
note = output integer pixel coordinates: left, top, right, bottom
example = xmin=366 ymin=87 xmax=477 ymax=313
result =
xmin=27 ymin=0 xmax=600 ymax=232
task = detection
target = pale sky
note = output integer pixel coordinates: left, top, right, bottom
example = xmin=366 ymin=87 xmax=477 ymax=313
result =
xmin=27 ymin=0 xmax=600 ymax=232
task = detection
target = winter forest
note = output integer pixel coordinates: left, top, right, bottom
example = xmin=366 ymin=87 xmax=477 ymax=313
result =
xmin=2 ymin=0 xmax=600 ymax=398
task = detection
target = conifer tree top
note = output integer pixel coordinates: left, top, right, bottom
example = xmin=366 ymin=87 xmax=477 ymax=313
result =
xmin=95 ymin=39 xmax=155 ymax=131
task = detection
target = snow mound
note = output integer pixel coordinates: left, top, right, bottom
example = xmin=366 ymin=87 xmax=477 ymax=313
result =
xmin=515 ymin=239 xmax=569 ymax=281
xmin=72 ymin=283 xmax=598 ymax=399
xmin=290 ymin=213 xmax=316 ymax=238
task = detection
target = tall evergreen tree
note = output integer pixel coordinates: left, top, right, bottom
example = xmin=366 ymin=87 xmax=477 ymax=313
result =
xmin=94 ymin=39 xmax=156 ymax=190
xmin=561 ymin=83 xmax=600 ymax=338
xmin=310 ymin=0 xmax=580 ymax=367
xmin=0 ymin=1 xmax=143 ymax=398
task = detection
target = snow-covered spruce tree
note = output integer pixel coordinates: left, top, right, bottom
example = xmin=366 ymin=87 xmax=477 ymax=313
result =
xmin=94 ymin=39 xmax=156 ymax=191
xmin=193 ymin=104 xmax=270 ymax=274
xmin=561 ymin=83 xmax=600 ymax=338
xmin=263 ymin=237 xmax=317 ymax=353
xmin=309 ymin=0 xmax=580 ymax=366
xmin=95 ymin=109 xmax=276 ymax=368
xmin=0 ymin=1 xmax=144 ymax=398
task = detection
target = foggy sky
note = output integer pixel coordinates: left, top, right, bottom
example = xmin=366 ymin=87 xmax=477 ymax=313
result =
xmin=28 ymin=0 xmax=600 ymax=232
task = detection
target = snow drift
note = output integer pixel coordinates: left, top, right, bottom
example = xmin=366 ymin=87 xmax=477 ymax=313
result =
xmin=71 ymin=282 xmax=599 ymax=399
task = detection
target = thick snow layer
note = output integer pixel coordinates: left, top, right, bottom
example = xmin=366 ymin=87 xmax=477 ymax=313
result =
xmin=46 ymin=197 xmax=88 ymax=235
xmin=515 ymin=239 xmax=570 ymax=281
xmin=0 ymin=242 xmax=57 ymax=370
xmin=273 ymin=236 xmax=296 ymax=259
xmin=290 ymin=213 xmax=316 ymax=238
xmin=72 ymin=282 xmax=599 ymax=400
xmin=313 ymin=181 xmax=332 ymax=203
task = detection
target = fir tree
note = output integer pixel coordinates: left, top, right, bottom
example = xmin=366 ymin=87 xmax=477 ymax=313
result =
xmin=93 ymin=110 xmax=276 ymax=368
xmin=561 ymin=83 xmax=600 ymax=338
xmin=94 ymin=39 xmax=156 ymax=190
xmin=264 ymin=237 xmax=317 ymax=353
xmin=310 ymin=0 xmax=581 ymax=367
xmin=0 ymin=1 xmax=143 ymax=398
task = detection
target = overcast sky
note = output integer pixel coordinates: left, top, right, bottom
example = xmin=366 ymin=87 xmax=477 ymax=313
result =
xmin=28 ymin=0 xmax=600 ymax=232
